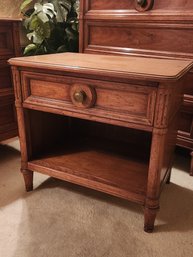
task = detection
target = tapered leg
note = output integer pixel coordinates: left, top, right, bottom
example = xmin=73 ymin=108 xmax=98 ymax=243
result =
xmin=21 ymin=169 xmax=33 ymax=192
xmin=190 ymin=152 xmax=193 ymax=176
xmin=166 ymin=168 xmax=172 ymax=184
xmin=144 ymin=206 xmax=159 ymax=233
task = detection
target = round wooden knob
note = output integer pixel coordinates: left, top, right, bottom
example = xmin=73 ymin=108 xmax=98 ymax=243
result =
xmin=70 ymin=84 xmax=96 ymax=108
xmin=135 ymin=0 xmax=154 ymax=12
xmin=137 ymin=0 xmax=146 ymax=6
xmin=73 ymin=91 xmax=86 ymax=103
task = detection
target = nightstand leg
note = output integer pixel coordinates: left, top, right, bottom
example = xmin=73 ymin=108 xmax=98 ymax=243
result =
xmin=166 ymin=167 xmax=172 ymax=184
xmin=144 ymin=206 xmax=159 ymax=233
xmin=190 ymin=152 xmax=193 ymax=176
xmin=21 ymin=169 xmax=33 ymax=192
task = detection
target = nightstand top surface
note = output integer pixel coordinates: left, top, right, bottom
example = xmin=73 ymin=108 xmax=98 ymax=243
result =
xmin=9 ymin=52 xmax=193 ymax=81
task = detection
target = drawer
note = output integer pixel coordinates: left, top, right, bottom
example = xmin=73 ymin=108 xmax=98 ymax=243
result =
xmin=87 ymin=0 xmax=133 ymax=10
xmin=21 ymin=71 xmax=157 ymax=128
xmin=84 ymin=21 xmax=193 ymax=56
xmin=85 ymin=0 xmax=193 ymax=11
xmin=0 ymin=24 xmax=14 ymax=57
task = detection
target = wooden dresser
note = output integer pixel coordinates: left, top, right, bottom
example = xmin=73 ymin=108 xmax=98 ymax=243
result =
xmin=79 ymin=0 xmax=193 ymax=175
xmin=9 ymin=53 xmax=193 ymax=232
xmin=0 ymin=18 xmax=21 ymax=141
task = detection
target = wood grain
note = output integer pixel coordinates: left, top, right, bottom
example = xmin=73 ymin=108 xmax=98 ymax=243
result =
xmin=9 ymin=52 xmax=193 ymax=81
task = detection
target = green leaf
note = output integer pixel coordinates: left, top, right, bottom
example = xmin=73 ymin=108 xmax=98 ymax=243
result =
xmin=37 ymin=12 xmax=49 ymax=23
xmin=27 ymin=31 xmax=44 ymax=44
xmin=28 ymin=15 xmax=39 ymax=30
xmin=20 ymin=0 xmax=34 ymax=11
xmin=34 ymin=3 xmax=43 ymax=13
xmin=43 ymin=3 xmax=56 ymax=14
xmin=23 ymin=43 xmax=37 ymax=55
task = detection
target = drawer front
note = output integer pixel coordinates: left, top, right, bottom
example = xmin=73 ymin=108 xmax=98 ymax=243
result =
xmin=87 ymin=0 xmax=133 ymax=10
xmin=85 ymin=0 xmax=193 ymax=11
xmin=0 ymin=24 xmax=14 ymax=56
xmin=21 ymin=71 xmax=157 ymax=128
xmin=83 ymin=21 xmax=193 ymax=56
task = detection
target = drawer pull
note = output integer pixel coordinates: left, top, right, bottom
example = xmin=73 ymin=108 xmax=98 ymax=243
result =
xmin=73 ymin=91 xmax=86 ymax=103
xmin=70 ymin=84 xmax=96 ymax=108
xmin=135 ymin=0 xmax=154 ymax=11
xmin=137 ymin=0 xmax=146 ymax=6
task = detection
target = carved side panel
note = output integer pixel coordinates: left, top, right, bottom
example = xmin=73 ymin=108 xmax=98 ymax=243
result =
xmin=154 ymin=80 xmax=183 ymax=128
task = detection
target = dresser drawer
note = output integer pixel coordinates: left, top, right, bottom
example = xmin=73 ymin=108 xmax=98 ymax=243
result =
xmin=21 ymin=71 xmax=157 ymax=128
xmin=87 ymin=0 xmax=133 ymax=10
xmin=83 ymin=21 xmax=193 ymax=56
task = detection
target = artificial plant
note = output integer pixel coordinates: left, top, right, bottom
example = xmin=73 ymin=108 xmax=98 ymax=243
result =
xmin=20 ymin=0 xmax=79 ymax=55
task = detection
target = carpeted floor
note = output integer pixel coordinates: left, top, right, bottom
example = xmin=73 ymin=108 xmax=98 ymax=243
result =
xmin=0 ymin=139 xmax=193 ymax=257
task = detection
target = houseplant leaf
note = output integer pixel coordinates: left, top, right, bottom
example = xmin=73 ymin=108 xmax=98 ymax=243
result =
xmin=20 ymin=0 xmax=34 ymax=11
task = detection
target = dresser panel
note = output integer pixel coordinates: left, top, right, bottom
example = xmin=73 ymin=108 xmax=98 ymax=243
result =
xmin=0 ymin=24 xmax=14 ymax=57
xmin=0 ymin=64 xmax=12 ymax=89
xmin=0 ymin=96 xmax=16 ymax=126
xmin=0 ymin=19 xmax=20 ymax=141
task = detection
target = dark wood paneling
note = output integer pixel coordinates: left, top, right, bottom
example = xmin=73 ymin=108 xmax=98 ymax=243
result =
xmin=0 ymin=65 xmax=12 ymax=89
xmin=0 ymin=24 xmax=14 ymax=56
xmin=0 ymin=19 xmax=20 ymax=141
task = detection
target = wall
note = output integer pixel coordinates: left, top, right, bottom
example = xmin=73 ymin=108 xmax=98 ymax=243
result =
xmin=0 ymin=0 xmax=22 ymax=18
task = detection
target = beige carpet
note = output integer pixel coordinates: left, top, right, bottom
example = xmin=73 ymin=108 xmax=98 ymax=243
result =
xmin=0 ymin=139 xmax=193 ymax=257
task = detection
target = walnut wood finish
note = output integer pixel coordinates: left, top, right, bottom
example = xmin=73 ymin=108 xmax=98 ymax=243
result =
xmin=0 ymin=18 xmax=21 ymax=141
xmin=79 ymin=0 xmax=193 ymax=175
xmin=9 ymin=53 xmax=193 ymax=232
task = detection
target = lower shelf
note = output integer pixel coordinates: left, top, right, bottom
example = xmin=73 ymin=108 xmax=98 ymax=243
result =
xmin=28 ymin=138 xmax=149 ymax=204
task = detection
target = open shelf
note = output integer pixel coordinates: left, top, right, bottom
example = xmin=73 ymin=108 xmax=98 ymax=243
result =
xmin=26 ymin=110 xmax=151 ymax=204
xmin=28 ymin=136 xmax=149 ymax=203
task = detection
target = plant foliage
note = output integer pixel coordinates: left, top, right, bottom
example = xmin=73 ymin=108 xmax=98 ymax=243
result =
xmin=21 ymin=0 xmax=79 ymax=55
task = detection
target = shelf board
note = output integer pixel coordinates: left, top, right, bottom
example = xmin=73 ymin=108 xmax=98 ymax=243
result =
xmin=28 ymin=138 xmax=148 ymax=204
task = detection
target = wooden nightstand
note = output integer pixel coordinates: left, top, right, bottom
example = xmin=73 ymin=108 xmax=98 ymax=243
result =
xmin=9 ymin=53 xmax=193 ymax=232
